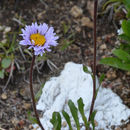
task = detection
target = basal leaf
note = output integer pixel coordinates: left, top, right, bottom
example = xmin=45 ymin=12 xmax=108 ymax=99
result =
xmin=68 ymin=100 xmax=80 ymax=130
xmin=50 ymin=112 xmax=61 ymax=130
xmin=62 ymin=110 xmax=73 ymax=130
xmin=90 ymin=111 xmax=97 ymax=130
xmin=1 ymin=58 xmax=11 ymax=69
xmin=77 ymin=98 xmax=89 ymax=128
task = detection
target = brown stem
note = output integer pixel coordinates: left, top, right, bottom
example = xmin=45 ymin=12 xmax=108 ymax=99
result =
xmin=88 ymin=0 xmax=98 ymax=122
xmin=30 ymin=53 xmax=44 ymax=130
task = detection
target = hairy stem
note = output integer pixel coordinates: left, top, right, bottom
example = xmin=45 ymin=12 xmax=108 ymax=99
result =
xmin=30 ymin=53 xmax=44 ymax=130
xmin=88 ymin=0 xmax=98 ymax=122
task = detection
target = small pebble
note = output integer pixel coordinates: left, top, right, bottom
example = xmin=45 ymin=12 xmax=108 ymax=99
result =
xmin=23 ymin=103 xmax=31 ymax=110
xmin=100 ymin=44 xmax=107 ymax=50
xmin=4 ymin=27 xmax=11 ymax=34
xmin=62 ymin=121 xmax=67 ymax=127
xmin=1 ymin=93 xmax=7 ymax=100
xmin=70 ymin=6 xmax=83 ymax=18
xmin=0 ymin=25 xmax=4 ymax=31
xmin=81 ymin=17 xmax=93 ymax=28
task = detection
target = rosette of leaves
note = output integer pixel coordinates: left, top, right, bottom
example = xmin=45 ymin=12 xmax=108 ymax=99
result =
xmin=100 ymin=19 xmax=130 ymax=71
xmin=50 ymin=98 xmax=97 ymax=130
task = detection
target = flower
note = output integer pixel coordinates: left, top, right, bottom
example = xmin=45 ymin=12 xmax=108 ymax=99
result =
xmin=19 ymin=22 xmax=59 ymax=56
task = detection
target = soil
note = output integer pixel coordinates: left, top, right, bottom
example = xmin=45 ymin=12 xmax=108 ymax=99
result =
xmin=0 ymin=0 xmax=129 ymax=130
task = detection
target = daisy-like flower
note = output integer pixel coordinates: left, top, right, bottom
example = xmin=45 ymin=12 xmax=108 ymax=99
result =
xmin=19 ymin=22 xmax=59 ymax=56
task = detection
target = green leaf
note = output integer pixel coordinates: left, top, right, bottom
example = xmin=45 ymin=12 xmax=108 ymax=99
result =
xmin=90 ymin=111 xmax=97 ymax=130
xmin=112 ymin=49 xmax=130 ymax=62
xmin=124 ymin=0 xmax=130 ymax=9
xmin=119 ymin=34 xmax=130 ymax=42
xmin=77 ymin=98 xmax=89 ymax=128
xmin=122 ymin=20 xmax=130 ymax=38
xmin=119 ymin=43 xmax=130 ymax=54
xmin=62 ymin=110 xmax=73 ymax=130
xmin=100 ymin=57 xmax=130 ymax=71
xmin=126 ymin=9 xmax=130 ymax=18
xmin=99 ymin=73 xmax=105 ymax=85
xmin=7 ymin=33 xmax=17 ymax=53
xmin=35 ymin=84 xmax=44 ymax=102
xmin=27 ymin=111 xmax=38 ymax=124
xmin=50 ymin=112 xmax=61 ymax=130
xmin=0 ymin=69 xmax=5 ymax=79
xmin=60 ymin=39 xmax=74 ymax=51
xmin=63 ymin=23 xmax=69 ymax=34
xmin=68 ymin=100 xmax=80 ymax=130
xmin=103 ymin=0 xmax=122 ymax=10
xmin=1 ymin=58 xmax=11 ymax=69
xmin=83 ymin=65 xmax=92 ymax=74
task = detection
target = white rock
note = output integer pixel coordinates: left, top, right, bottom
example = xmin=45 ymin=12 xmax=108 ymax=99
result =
xmin=4 ymin=27 xmax=11 ymax=34
xmin=0 ymin=25 xmax=4 ymax=31
xmin=34 ymin=62 xmax=130 ymax=130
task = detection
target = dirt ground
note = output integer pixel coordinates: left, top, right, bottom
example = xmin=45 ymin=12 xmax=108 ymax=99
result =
xmin=0 ymin=0 xmax=129 ymax=130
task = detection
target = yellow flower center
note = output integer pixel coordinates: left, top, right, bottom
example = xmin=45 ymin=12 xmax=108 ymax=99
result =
xmin=30 ymin=33 xmax=46 ymax=46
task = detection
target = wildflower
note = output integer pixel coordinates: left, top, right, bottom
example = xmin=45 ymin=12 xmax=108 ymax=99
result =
xmin=19 ymin=22 xmax=59 ymax=56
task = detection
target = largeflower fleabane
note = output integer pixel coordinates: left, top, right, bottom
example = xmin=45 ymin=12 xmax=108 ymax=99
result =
xmin=19 ymin=22 xmax=59 ymax=56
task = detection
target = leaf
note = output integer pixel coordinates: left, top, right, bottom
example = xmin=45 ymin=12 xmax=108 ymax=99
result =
xmin=8 ymin=33 xmax=17 ymax=53
xmin=100 ymin=57 xmax=130 ymax=71
xmin=126 ymin=9 xmax=130 ymax=18
xmin=103 ymin=0 xmax=122 ymax=10
xmin=124 ymin=0 xmax=130 ymax=9
xmin=27 ymin=111 xmax=38 ymax=124
xmin=90 ymin=111 xmax=97 ymax=130
xmin=119 ymin=34 xmax=130 ymax=42
xmin=1 ymin=58 xmax=11 ymax=69
xmin=50 ymin=112 xmax=61 ymax=130
xmin=35 ymin=83 xmax=44 ymax=102
xmin=0 ymin=69 xmax=5 ymax=79
xmin=112 ymin=49 xmax=130 ymax=62
xmin=60 ymin=39 xmax=74 ymax=51
xmin=122 ymin=20 xmax=130 ymax=38
xmin=99 ymin=73 xmax=105 ymax=85
xmin=120 ymin=43 xmax=130 ymax=54
xmin=68 ymin=100 xmax=80 ymax=130
xmin=62 ymin=110 xmax=73 ymax=130
xmin=63 ymin=23 xmax=69 ymax=34
xmin=83 ymin=65 xmax=92 ymax=74
xmin=77 ymin=98 xmax=89 ymax=128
